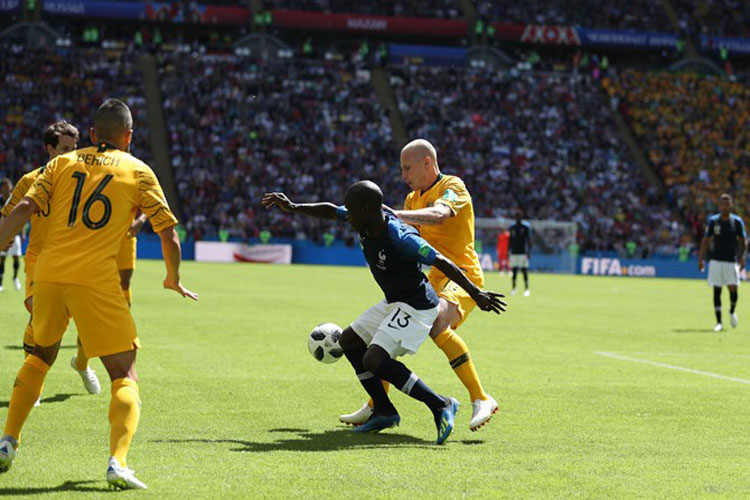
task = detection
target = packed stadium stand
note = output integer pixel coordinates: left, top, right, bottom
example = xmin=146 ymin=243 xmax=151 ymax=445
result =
xmin=673 ymin=0 xmax=750 ymax=37
xmin=263 ymin=0 xmax=462 ymax=18
xmin=0 ymin=44 xmax=150 ymax=185
xmin=605 ymin=69 xmax=750 ymax=243
xmin=159 ymin=55 xmax=394 ymax=241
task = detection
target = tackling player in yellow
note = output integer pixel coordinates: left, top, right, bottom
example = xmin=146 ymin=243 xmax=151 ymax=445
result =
xmin=0 ymin=99 xmax=197 ymax=490
xmin=340 ymin=139 xmax=498 ymax=431
xmin=1 ymin=121 xmax=102 ymax=397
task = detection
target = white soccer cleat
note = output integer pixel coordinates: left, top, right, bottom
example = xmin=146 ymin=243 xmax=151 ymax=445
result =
xmin=523 ymin=289 xmax=530 ymax=297
xmin=714 ymin=323 xmax=723 ymax=332
xmin=731 ymin=313 xmax=738 ymax=328
xmin=510 ymin=289 xmax=517 ymax=296
xmin=13 ymin=278 xmax=20 ymax=291
xmin=339 ymin=403 xmax=373 ymax=426
xmin=470 ymin=396 xmax=498 ymax=431
xmin=0 ymin=436 xmax=18 ymax=473
xmin=34 ymin=397 xmax=41 ymax=407
xmin=0 ymin=285 xmax=4 ymax=293
xmin=70 ymin=356 xmax=101 ymax=394
xmin=107 ymin=456 xmax=147 ymax=490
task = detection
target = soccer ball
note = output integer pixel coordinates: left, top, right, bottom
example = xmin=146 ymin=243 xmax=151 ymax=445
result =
xmin=308 ymin=323 xmax=344 ymax=364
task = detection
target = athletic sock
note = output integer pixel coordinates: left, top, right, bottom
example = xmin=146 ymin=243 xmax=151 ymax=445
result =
xmin=4 ymin=355 xmax=49 ymax=440
xmin=343 ymin=346 xmax=396 ymax=414
xmin=22 ymin=323 xmax=34 ymax=360
xmin=366 ymin=380 xmax=390 ymax=410
xmin=730 ymin=290 xmax=738 ymax=314
xmin=109 ymin=378 xmax=141 ymax=468
xmin=123 ymin=288 xmax=132 ymax=307
xmin=12 ymin=258 xmax=19 ymax=279
xmin=75 ymin=339 xmax=88 ymax=371
xmin=374 ymin=357 xmax=446 ymax=413
xmin=523 ymin=268 xmax=529 ymax=289
xmin=714 ymin=287 xmax=722 ymax=324
xmin=511 ymin=268 xmax=517 ymax=288
xmin=433 ymin=328 xmax=488 ymax=401
xmin=0 ymin=257 xmax=5 ymax=283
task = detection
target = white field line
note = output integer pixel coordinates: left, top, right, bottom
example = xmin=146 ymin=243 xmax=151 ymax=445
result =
xmin=625 ymin=352 xmax=750 ymax=359
xmin=595 ymin=351 xmax=750 ymax=385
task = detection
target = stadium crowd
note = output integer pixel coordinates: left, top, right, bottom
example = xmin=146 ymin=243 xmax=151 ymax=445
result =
xmin=391 ymin=64 xmax=685 ymax=254
xmin=674 ymin=0 xmax=750 ymax=37
xmin=263 ymin=0 xmax=461 ymax=19
xmin=605 ymin=69 xmax=750 ymax=244
xmin=476 ymin=0 xmax=672 ymax=32
xmin=0 ymin=44 xmax=150 ymax=185
xmin=159 ymin=55 xmax=395 ymax=242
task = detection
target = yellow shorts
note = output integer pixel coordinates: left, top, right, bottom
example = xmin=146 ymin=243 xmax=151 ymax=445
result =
xmin=24 ymin=255 xmax=37 ymax=300
xmin=32 ymin=281 xmax=140 ymax=358
xmin=116 ymin=236 xmax=137 ymax=271
xmin=428 ymin=267 xmax=485 ymax=330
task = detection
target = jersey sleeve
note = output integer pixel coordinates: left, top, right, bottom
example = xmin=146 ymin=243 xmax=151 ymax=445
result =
xmin=137 ymin=166 xmax=178 ymax=232
xmin=397 ymin=229 xmax=437 ymax=265
xmin=1 ymin=173 xmax=35 ymax=217
xmin=737 ymin=217 xmax=747 ymax=239
xmin=434 ymin=177 xmax=470 ymax=215
xmin=335 ymin=206 xmax=348 ymax=222
xmin=24 ymin=160 xmax=58 ymax=213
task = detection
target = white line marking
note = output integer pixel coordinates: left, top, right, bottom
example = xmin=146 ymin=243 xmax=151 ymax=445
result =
xmin=595 ymin=351 xmax=750 ymax=385
xmin=626 ymin=352 xmax=750 ymax=359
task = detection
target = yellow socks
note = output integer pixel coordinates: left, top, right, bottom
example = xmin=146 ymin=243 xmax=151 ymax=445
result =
xmin=432 ymin=328 xmax=488 ymax=402
xmin=123 ymin=288 xmax=132 ymax=307
xmin=109 ymin=378 xmax=141 ymax=468
xmin=22 ymin=323 xmax=34 ymax=360
xmin=75 ymin=340 xmax=89 ymax=371
xmin=4 ymin=355 xmax=49 ymax=440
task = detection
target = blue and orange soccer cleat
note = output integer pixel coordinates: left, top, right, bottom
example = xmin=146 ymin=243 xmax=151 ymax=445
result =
xmin=436 ymin=398 xmax=460 ymax=445
xmin=353 ymin=412 xmax=401 ymax=434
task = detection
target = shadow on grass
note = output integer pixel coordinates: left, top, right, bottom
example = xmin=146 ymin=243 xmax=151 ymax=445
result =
xmin=671 ymin=328 xmax=720 ymax=333
xmin=3 ymin=345 xmax=75 ymax=351
xmin=0 ymin=480 xmax=110 ymax=495
xmin=153 ymin=428 xmax=483 ymax=453
xmin=0 ymin=393 xmax=77 ymax=408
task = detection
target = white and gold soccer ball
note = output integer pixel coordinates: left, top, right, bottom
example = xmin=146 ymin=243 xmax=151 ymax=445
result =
xmin=308 ymin=323 xmax=344 ymax=364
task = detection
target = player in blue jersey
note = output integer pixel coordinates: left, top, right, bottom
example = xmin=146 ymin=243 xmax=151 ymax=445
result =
xmin=262 ymin=181 xmax=505 ymax=444
xmin=699 ymin=193 xmax=747 ymax=332
xmin=508 ymin=211 xmax=532 ymax=296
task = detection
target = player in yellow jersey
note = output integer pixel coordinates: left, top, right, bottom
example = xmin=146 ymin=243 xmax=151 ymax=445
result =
xmin=0 ymin=99 xmax=197 ymax=490
xmin=2 ymin=122 xmax=102 ymax=397
xmin=340 ymin=139 xmax=498 ymax=431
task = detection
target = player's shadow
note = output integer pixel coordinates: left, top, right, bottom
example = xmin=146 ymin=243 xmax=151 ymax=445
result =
xmin=671 ymin=328 xmax=722 ymax=333
xmin=153 ymin=428 xmax=484 ymax=453
xmin=0 ymin=480 xmax=110 ymax=495
xmin=3 ymin=345 xmax=76 ymax=351
xmin=0 ymin=393 xmax=76 ymax=408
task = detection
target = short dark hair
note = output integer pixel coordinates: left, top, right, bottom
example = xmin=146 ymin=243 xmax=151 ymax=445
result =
xmin=720 ymin=193 xmax=733 ymax=203
xmin=43 ymin=121 xmax=79 ymax=148
xmin=94 ymin=98 xmax=133 ymax=143
xmin=1 ymin=178 xmax=11 ymax=188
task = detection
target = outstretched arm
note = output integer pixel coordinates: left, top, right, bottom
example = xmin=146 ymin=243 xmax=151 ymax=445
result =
xmin=0 ymin=198 xmax=38 ymax=250
xmin=159 ymin=225 xmax=198 ymax=300
xmin=432 ymin=254 xmax=506 ymax=315
xmin=394 ymin=204 xmax=453 ymax=226
xmin=262 ymin=192 xmax=339 ymax=220
xmin=738 ymin=236 xmax=746 ymax=270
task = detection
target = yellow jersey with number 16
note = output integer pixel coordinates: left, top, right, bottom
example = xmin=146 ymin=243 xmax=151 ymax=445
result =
xmin=25 ymin=144 xmax=177 ymax=290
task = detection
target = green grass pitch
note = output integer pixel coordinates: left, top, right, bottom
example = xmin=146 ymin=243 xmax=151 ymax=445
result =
xmin=1 ymin=261 xmax=749 ymax=498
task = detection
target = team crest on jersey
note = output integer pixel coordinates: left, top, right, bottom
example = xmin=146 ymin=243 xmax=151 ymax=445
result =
xmin=376 ymin=249 xmax=387 ymax=270
xmin=418 ymin=244 xmax=431 ymax=258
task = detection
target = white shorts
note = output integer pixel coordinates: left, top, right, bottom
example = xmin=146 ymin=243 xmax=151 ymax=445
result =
xmin=509 ymin=254 xmax=529 ymax=269
xmin=0 ymin=236 xmax=22 ymax=257
xmin=708 ymin=260 xmax=740 ymax=287
xmin=350 ymin=300 xmax=439 ymax=358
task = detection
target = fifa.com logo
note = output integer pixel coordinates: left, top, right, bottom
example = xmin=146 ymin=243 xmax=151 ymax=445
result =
xmin=580 ymin=257 xmax=656 ymax=277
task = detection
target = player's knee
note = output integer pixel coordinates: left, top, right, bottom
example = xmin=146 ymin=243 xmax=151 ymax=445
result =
xmin=429 ymin=299 xmax=458 ymax=338
xmin=362 ymin=345 xmax=388 ymax=373
xmin=339 ymin=327 xmax=363 ymax=352
xmin=24 ymin=296 xmax=33 ymax=315
xmin=31 ymin=342 xmax=61 ymax=366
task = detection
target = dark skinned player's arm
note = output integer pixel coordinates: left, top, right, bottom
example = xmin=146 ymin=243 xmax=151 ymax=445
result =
xmin=432 ymin=254 xmax=506 ymax=314
xmin=261 ymin=192 xmax=339 ymax=220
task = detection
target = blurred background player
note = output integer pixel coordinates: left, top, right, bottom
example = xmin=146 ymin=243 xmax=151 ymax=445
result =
xmin=0 ymin=178 xmax=22 ymax=292
xmin=0 ymin=99 xmax=197 ymax=489
xmin=509 ymin=211 xmax=532 ymax=296
xmin=497 ymin=227 xmax=510 ymax=275
xmin=262 ymin=182 xmax=505 ymax=443
xmin=1 ymin=121 xmax=101 ymax=398
xmin=340 ymin=139 xmax=499 ymax=432
xmin=698 ymin=193 xmax=746 ymax=332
